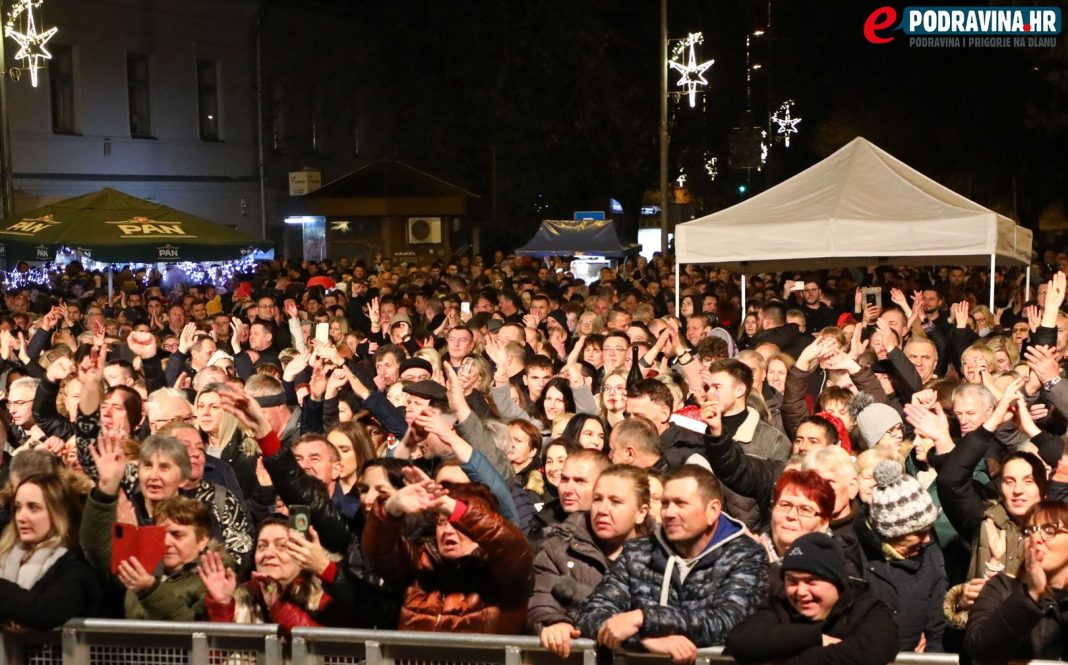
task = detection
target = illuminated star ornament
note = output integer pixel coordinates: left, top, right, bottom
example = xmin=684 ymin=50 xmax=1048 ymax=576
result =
xmin=5 ymin=0 xmax=58 ymax=88
xmin=331 ymin=220 xmax=351 ymax=234
xmin=771 ymin=100 xmax=802 ymax=147
xmin=668 ymin=32 xmax=714 ymax=109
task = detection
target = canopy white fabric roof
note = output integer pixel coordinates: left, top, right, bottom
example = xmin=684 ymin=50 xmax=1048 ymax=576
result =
xmin=675 ymin=137 xmax=1033 ymax=272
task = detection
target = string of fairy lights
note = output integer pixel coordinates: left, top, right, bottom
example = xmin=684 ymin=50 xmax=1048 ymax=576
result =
xmin=0 ymin=251 xmax=261 ymax=290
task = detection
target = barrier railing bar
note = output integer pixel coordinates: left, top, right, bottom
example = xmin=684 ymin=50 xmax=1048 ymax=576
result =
xmin=5 ymin=622 xmax=1068 ymax=665
xmin=63 ymin=618 xmax=281 ymax=638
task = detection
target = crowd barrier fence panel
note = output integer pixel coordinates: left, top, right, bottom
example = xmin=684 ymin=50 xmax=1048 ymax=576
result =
xmin=0 ymin=620 xmax=282 ymax=665
xmin=2 ymin=624 xmax=1067 ymax=665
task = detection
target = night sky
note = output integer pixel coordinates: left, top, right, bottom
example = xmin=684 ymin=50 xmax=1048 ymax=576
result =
xmin=290 ymin=0 xmax=1067 ymax=250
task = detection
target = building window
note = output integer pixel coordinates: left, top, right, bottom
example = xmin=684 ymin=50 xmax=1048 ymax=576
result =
xmin=49 ymin=45 xmax=76 ymax=134
xmin=127 ymin=53 xmax=151 ymax=137
xmin=197 ymin=59 xmax=220 ymax=141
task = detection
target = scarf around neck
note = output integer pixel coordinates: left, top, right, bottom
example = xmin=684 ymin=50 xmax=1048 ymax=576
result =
xmin=0 ymin=543 xmax=67 ymax=590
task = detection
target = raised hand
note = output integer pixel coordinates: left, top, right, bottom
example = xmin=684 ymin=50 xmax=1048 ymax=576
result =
xmin=284 ymin=300 xmax=300 ymax=321
xmin=0 ymin=330 xmax=13 ymax=361
xmin=286 ymin=527 xmax=331 ymax=576
xmin=1025 ymin=538 xmax=1049 ymax=603
xmin=699 ymin=395 xmax=722 ymax=437
xmin=367 ymin=297 xmax=381 ymax=329
xmin=197 ymin=550 xmax=237 ymax=603
xmin=383 ymin=466 xmax=446 ymax=517
xmin=90 ymin=436 xmax=127 ymax=496
xmin=46 ymin=356 xmax=76 ymax=383
xmin=127 ymin=331 xmax=158 ymax=359
xmin=889 ymin=288 xmax=912 ymax=320
xmin=903 ymin=401 xmax=952 ymax=453
xmin=875 ymin=317 xmax=899 ymax=351
xmin=442 ymin=363 xmax=471 ymax=419
xmin=218 ymin=386 xmax=273 ymax=439
xmin=951 ymin=301 xmax=970 ymax=329
xmin=1025 ymin=345 xmax=1062 ymax=384
xmin=282 ymin=348 xmax=312 ymax=383
xmin=116 ymin=557 xmax=156 ymax=594
xmin=1024 ymin=305 xmax=1041 ymax=333
xmin=230 ymin=319 xmax=248 ymax=353
xmin=308 ymin=366 xmax=328 ymax=401
xmin=324 ymin=367 xmax=349 ymax=399
xmin=178 ymin=323 xmax=198 ymax=354
xmin=1044 ymin=271 xmax=1066 ymax=314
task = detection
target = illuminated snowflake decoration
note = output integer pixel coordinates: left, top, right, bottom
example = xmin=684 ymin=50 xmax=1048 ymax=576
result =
xmin=676 ymin=170 xmax=687 ymax=188
xmin=331 ymin=220 xmax=351 ymax=234
xmin=771 ymin=100 xmax=802 ymax=147
xmin=704 ymin=154 xmax=718 ymax=181
xmin=668 ymin=32 xmax=714 ymax=109
xmin=5 ymin=0 xmax=58 ymax=88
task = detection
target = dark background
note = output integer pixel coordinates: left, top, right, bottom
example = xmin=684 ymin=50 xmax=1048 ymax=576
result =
xmin=267 ymin=0 xmax=1067 ymax=252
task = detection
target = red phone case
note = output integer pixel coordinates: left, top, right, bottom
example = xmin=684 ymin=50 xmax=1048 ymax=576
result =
xmin=110 ymin=523 xmax=167 ymax=575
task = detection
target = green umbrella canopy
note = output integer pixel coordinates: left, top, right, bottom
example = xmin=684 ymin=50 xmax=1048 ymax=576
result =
xmin=0 ymin=188 xmax=266 ymax=263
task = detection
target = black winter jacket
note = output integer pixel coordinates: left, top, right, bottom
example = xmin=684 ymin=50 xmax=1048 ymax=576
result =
xmin=726 ymin=580 xmax=899 ymax=665
xmin=0 ymin=548 xmax=103 ymax=629
xmin=855 ymin=516 xmax=947 ymax=652
xmin=965 ymin=572 xmax=1068 ymax=665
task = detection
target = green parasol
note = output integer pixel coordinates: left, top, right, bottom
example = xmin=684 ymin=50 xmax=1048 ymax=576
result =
xmin=0 ymin=188 xmax=267 ymax=263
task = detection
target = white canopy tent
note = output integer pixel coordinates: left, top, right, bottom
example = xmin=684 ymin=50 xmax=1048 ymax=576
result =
xmin=674 ymin=137 xmax=1033 ymax=311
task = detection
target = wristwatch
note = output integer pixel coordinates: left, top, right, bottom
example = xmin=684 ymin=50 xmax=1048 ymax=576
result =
xmin=1043 ymin=375 xmax=1062 ymax=392
xmin=676 ymin=351 xmax=695 ymax=366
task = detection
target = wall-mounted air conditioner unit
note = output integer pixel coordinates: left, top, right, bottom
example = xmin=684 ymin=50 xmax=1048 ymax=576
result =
xmin=407 ymin=217 xmax=442 ymax=244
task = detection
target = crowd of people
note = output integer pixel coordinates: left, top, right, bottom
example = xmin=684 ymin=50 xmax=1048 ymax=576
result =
xmin=0 ymin=248 xmax=1065 ymax=665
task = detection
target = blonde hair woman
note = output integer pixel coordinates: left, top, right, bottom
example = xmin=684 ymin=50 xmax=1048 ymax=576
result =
xmin=0 ymin=473 xmax=101 ymax=629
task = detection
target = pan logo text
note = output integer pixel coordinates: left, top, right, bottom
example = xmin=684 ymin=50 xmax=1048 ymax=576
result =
xmin=1 ymin=214 xmax=60 ymax=236
xmin=108 ymin=217 xmax=197 ymax=239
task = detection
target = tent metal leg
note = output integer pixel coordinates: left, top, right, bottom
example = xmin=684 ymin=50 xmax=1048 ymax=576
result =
xmin=674 ymin=260 xmax=680 ymax=318
xmin=989 ymin=254 xmax=995 ymax=311
xmin=1025 ymin=266 xmax=1031 ymax=302
xmin=741 ymin=274 xmax=747 ymax=318
xmin=107 ymin=266 xmax=113 ymax=304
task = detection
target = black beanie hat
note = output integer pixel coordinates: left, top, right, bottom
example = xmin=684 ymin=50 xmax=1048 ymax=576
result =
xmin=781 ymin=532 xmax=850 ymax=591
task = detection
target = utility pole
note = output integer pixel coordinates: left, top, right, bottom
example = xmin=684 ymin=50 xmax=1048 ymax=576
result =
xmin=658 ymin=0 xmax=669 ymax=253
xmin=0 ymin=23 xmax=14 ymax=218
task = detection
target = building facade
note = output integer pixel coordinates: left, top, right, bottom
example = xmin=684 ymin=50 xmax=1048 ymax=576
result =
xmin=4 ymin=0 xmax=263 ymax=238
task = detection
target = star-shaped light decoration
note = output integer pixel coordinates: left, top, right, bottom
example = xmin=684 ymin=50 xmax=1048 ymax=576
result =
xmin=668 ymin=32 xmax=714 ymax=109
xmin=331 ymin=220 xmax=351 ymax=234
xmin=5 ymin=0 xmax=58 ymax=88
xmin=771 ymin=100 xmax=802 ymax=148
xmin=675 ymin=170 xmax=687 ymax=188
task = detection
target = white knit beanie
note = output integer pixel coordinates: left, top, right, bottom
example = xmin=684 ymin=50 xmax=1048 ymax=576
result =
xmin=870 ymin=460 xmax=938 ymax=540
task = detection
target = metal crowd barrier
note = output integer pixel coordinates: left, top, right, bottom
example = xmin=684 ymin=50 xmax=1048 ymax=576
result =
xmin=1 ymin=623 xmax=1065 ymax=665
xmin=0 ymin=619 xmax=282 ymax=665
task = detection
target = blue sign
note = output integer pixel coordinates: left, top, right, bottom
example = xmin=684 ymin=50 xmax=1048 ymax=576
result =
xmin=573 ymin=211 xmax=605 ymax=220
